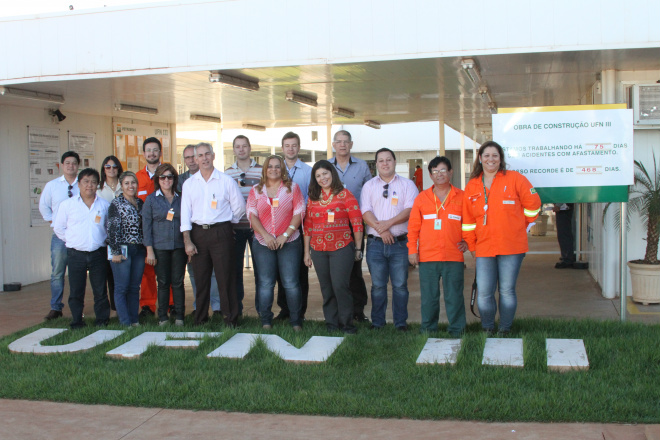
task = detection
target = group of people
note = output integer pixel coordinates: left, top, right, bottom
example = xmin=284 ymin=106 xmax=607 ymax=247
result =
xmin=40 ymin=129 xmax=541 ymax=336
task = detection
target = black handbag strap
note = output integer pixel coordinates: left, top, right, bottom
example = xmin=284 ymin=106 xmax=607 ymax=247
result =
xmin=470 ymin=274 xmax=480 ymax=318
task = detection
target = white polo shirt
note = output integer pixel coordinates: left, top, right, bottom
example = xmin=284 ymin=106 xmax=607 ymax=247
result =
xmin=53 ymin=195 xmax=110 ymax=252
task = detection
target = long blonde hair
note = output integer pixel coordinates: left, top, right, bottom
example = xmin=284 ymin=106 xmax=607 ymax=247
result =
xmin=256 ymin=155 xmax=292 ymax=194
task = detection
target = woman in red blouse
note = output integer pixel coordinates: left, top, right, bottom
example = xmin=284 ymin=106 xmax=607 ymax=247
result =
xmin=247 ymin=155 xmax=305 ymax=331
xmin=304 ymin=160 xmax=363 ymax=334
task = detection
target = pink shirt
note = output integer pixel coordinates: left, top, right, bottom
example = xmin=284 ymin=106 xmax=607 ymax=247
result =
xmin=246 ymin=182 xmax=305 ymax=246
xmin=360 ymin=174 xmax=418 ymax=237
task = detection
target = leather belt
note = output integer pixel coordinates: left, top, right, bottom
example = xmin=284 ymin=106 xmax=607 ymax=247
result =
xmin=367 ymin=233 xmax=407 ymax=242
xmin=194 ymin=221 xmax=229 ymax=230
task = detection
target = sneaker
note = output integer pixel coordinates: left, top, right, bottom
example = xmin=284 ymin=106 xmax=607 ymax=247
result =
xmin=292 ymin=325 xmax=302 ymax=332
xmin=353 ymin=312 xmax=370 ymax=323
xmin=262 ymin=324 xmax=273 ymax=330
xmin=174 ymin=319 xmax=184 ymax=327
xmin=159 ymin=320 xmax=168 ymax=327
xmin=139 ymin=306 xmax=154 ymax=318
xmin=44 ymin=310 xmax=63 ymax=321
xmin=131 ymin=323 xmax=140 ymax=327
xmin=396 ymin=325 xmax=408 ymax=332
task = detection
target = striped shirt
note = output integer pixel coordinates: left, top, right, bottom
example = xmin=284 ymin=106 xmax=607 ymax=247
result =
xmin=360 ymin=174 xmax=418 ymax=237
xmin=304 ymin=189 xmax=363 ymax=252
xmin=246 ymin=182 xmax=305 ymax=246
xmin=225 ymin=159 xmax=262 ymax=229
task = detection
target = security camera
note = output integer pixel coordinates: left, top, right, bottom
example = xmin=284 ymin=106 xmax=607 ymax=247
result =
xmin=49 ymin=109 xmax=66 ymax=122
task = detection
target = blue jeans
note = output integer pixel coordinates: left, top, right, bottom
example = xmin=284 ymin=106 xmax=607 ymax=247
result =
xmin=50 ymin=233 xmax=68 ymax=311
xmin=476 ymin=253 xmax=525 ymax=332
xmin=189 ymin=264 xmax=220 ymax=312
xmin=251 ymin=237 xmax=302 ymax=326
xmin=111 ymin=244 xmax=146 ymax=326
xmin=366 ymin=237 xmax=410 ymax=328
xmin=234 ymin=228 xmax=259 ymax=314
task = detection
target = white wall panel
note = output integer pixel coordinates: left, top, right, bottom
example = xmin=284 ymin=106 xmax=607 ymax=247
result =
xmin=0 ymin=104 xmax=113 ymax=286
xmin=58 ymin=16 xmax=78 ymax=75
xmin=483 ymin=1 xmax=508 ymax=50
xmin=350 ymin=0 xmax=373 ymax=58
xmin=39 ymin=18 xmax=61 ymax=76
xmin=576 ymin=0 xmax=601 ymax=47
xmin=624 ymin=0 xmax=649 ymax=43
xmin=553 ymin=0 xmax=580 ymax=47
xmin=600 ymin=0 xmax=624 ymax=45
xmin=371 ymin=0 xmax=396 ymax=56
xmin=5 ymin=21 xmax=24 ymax=79
xmin=506 ymin=0 xmax=531 ymax=50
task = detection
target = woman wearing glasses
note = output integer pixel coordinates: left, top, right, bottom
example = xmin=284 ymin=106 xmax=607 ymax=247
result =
xmin=462 ymin=141 xmax=541 ymax=336
xmin=107 ymin=171 xmax=145 ymax=326
xmin=142 ymin=164 xmax=186 ymax=326
xmin=247 ymin=155 xmax=305 ymax=331
xmin=97 ymin=156 xmax=123 ymax=312
xmin=304 ymin=160 xmax=363 ymax=334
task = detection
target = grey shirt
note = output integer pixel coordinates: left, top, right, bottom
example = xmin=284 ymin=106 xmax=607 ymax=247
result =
xmin=177 ymin=170 xmax=194 ymax=193
xmin=142 ymin=190 xmax=184 ymax=250
xmin=330 ymin=156 xmax=372 ymax=205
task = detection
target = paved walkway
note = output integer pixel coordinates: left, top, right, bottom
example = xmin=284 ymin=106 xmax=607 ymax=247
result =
xmin=1 ymin=233 xmax=658 ymax=439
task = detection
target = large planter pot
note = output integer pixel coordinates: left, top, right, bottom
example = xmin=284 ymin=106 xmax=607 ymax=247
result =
xmin=627 ymin=262 xmax=660 ymax=305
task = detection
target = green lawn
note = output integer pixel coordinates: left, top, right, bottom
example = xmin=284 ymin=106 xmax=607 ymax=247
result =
xmin=1 ymin=316 xmax=659 ymax=423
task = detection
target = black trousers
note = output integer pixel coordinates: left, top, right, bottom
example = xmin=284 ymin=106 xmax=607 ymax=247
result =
xmin=556 ymin=208 xmax=575 ymax=263
xmin=191 ymin=222 xmax=238 ymax=326
xmin=349 ymin=231 xmax=368 ymax=314
xmin=154 ymin=248 xmax=187 ymax=321
xmin=67 ymin=247 xmax=110 ymax=328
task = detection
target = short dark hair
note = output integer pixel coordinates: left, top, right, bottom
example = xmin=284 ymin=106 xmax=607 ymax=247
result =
xmin=470 ymin=140 xmax=507 ymax=179
xmin=375 ymin=148 xmax=396 ymax=162
xmin=282 ymin=131 xmax=301 ymax=147
xmin=428 ymin=156 xmax=452 ymax=173
xmin=143 ymin=137 xmax=162 ymax=152
xmin=308 ymin=160 xmax=345 ymax=201
xmin=333 ymin=130 xmax=352 ymax=142
xmin=100 ymin=155 xmax=124 ymax=190
xmin=153 ymin=163 xmax=179 ymax=195
xmin=416 ymin=165 xmax=421 ymax=169
xmin=61 ymin=151 xmax=80 ymax=164
xmin=233 ymin=135 xmax=251 ymax=148
xmin=77 ymin=168 xmax=99 ymax=183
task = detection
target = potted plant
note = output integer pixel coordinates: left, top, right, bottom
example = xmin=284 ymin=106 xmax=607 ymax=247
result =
xmin=607 ymin=154 xmax=660 ymax=304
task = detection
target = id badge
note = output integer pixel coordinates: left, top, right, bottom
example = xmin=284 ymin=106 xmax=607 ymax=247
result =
xmin=273 ymin=197 xmax=279 ymax=208
xmin=327 ymin=211 xmax=335 ymax=223
xmin=211 ymin=199 xmax=218 ymax=209
xmin=434 ymin=219 xmax=442 ymax=230
xmin=166 ymin=209 xmax=174 ymax=221
xmin=391 ymin=192 xmax=399 ymax=206
xmin=94 ymin=212 xmax=101 ymax=224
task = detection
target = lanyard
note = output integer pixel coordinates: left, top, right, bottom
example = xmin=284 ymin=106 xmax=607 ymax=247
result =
xmin=288 ymin=165 xmax=297 ymax=181
xmin=433 ymin=188 xmax=451 ymax=217
xmin=481 ymin=174 xmax=491 ymax=225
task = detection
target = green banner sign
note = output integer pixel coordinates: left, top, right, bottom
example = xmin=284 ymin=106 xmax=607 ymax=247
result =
xmin=537 ymin=185 xmax=629 ymax=204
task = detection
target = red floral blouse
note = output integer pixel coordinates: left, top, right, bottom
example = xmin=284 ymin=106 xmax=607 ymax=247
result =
xmin=304 ymin=189 xmax=363 ymax=252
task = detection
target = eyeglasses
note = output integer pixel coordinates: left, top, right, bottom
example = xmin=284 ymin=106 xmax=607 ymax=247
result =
xmin=145 ymin=149 xmax=160 ymax=154
xmin=159 ymin=175 xmax=174 ymax=180
xmin=431 ymin=169 xmax=449 ymax=175
xmin=382 ymin=184 xmax=389 ymax=199
xmin=104 ymin=164 xmax=118 ymax=169
xmin=68 ymin=184 xmax=73 ymax=198
xmin=239 ymin=172 xmax=246 ymax=187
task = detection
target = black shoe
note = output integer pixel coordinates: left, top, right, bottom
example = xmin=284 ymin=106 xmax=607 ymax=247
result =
xmin=343 ymin=327 xmax=357 ymax=334
xmin=369 ymin=324 xmax=382 ymax=330
xmin=44 ymin=310 xmax=63 ymax=321
xmin=138 ymin=306 xmax=155 ymax=318
xmin=396 ymin=325 xmax=408 ymax=332
xmin=212 ymin=311 xmax=223 ymax=320
xmin=554 ymin=261 xmax=573 ymax=269
xmin=353 ymin=312 xmax=370 ymax=323
xmin=274 ymin=312 xmax=290 ymax=321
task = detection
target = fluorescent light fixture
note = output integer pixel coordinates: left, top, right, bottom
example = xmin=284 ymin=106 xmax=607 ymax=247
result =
xmin=0 ymin=86 xmax=64 ymax=104
xmin=332 ymin=106 xmax=355 ymax=118
xmin=209 ymin=71 xmax=260 ymax=92
xmin=114 ymin=103 xmax=158 ymax=115
xmin=475 ymin=123 xmax=492 ymax=129
xmin=242 ymin=123 xmax=266 ymax=131
xmin=285 ymin=91 xmax=318 ymax=108
xmin=461 ymin=58 xmax=482 ymax=86
xmin=488 ymin=102 xmax=498 ymax=114
xmin=190 ymin=114 xmax=221 ymax=123
xmin=364 ymin=120 xmax=381 ymax=129
xmin=478 ymin=86 xmax=494 ymax=104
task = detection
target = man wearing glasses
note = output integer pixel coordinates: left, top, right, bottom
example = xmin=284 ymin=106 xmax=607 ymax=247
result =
xmin=39 ymin=151 xmax=81 ymax=320
xmin=329 ymin=130 xmax=373 ymax=323
xmin=135 ymin=137 xmax=166 ymax=318
xmin=361 ymin=148 xmax=418 ymax=331
xmin=178 ymin=144 xmax=221 ymax=317
xmin=407 ymin=156 xmax=468 ymax=336
xmin=225 ymin=135 xmax=261 ymax=314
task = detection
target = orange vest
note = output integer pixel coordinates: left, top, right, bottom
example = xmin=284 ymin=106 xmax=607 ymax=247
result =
xmin=136 ymin=167 xmax=155 ymax=202
xmin=408 ymin=185 xmax=465 ymax=263
xmin=462 ymin=171 xmax=541 ymax=258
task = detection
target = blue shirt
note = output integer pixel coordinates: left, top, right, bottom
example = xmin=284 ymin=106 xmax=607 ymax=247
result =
xmin=286 ymin=158 xmax=312 ymax=203
xmin=142 ymin=190 xmax=184 ymax=250
xmin=330 ymin=156 xmax=372 ymax=206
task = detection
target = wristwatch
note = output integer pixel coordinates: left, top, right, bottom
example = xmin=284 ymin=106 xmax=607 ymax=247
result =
xmin=283 ymin=231 xmax=290 ymax=238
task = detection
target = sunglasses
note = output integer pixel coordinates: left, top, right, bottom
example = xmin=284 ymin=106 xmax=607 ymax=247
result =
xmin=382 ymin=183 xmax=389 ymax=199
xmin=159 ymin=175 xmax=174 ymax=181
xmin=239 ymin=172 xmax=246 ymax=187
xmin=68 ymin=184 xmax=73 ymax=198
xmin=104 ymin=164 xmax=119 ymax=169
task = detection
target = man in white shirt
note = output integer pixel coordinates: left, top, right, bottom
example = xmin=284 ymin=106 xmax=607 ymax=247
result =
xmin=53 ymin=168 xmax=111 ymax=328
xmin=39 ymin=151 xmax=81 ymax=321
xmin=181 ymin=143 xmax=246 ymax=326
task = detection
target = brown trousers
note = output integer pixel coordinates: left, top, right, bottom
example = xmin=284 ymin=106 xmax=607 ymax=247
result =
xmin=191 ymin=222 xmax=238 ymax=325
